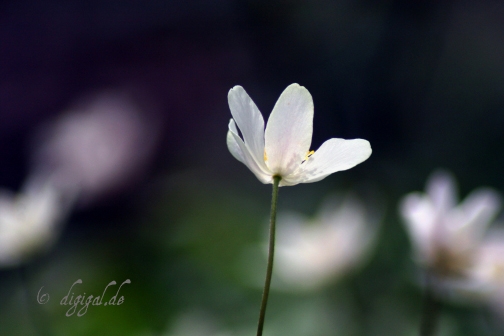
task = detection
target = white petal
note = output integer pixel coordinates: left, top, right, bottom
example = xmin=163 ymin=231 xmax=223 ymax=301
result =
xmin=455 ymin=188 xmax=502 ymax=242
xmin=226 ymin=126 xmax=244 ymax=164
xmin=264 ymin=84 xmax=313 ymax=177
xmin=228 ymin=120 xmax=272 ymax=184
xmin=228 ymin=86 xmax=266 ymax=167
xmin=426 ymin=171 xmax=457 ymax=214
xmin=292 ymin=138 xmax=371 ymax=184
xmin=461 ymin=189 xmax=501 ymax=226
xmin=400 ymin=193 xmax=436 ymax=263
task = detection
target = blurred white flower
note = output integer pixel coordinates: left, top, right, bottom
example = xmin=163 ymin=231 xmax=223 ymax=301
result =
xmin=0 ymin=178 xmax=70 ymax=267
xmin=32 ymin=91 xmax=158 ymax=203
xmin=226 ymin=84 xmax=371 ymax=187
xmin=400 ymin=171 xmax=501 ymax=277
xmin=273 ymin=194 xmax=378 ymax=290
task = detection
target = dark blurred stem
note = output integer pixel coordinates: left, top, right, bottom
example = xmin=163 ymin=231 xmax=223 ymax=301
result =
xmin=419 ymin=271 xmax=440 ymax=336
xmin=19 ymin=265 xmax=51 ymax=336
xmin=256 ymin=175 xmax=281 ymax=336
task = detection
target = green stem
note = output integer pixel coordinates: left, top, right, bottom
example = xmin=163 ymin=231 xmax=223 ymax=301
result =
xmin=419 ymin=271 xmax=440 ymax=336
xmin=19 ymin=265 xmax=52 ymax=336
xmin=256 ymin=175 xmax=281 ymax=336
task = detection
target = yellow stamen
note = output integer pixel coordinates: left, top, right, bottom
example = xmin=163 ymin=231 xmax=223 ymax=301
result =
xmin=304 ymin=150 xmax=315 ymax=161
xmin=264 ymin=150 xmax=268 ymax=161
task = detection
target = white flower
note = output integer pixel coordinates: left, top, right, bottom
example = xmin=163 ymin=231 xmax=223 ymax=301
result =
xmin=399 ymin=171 xmax=501 ymax=276
xmin=32 ymin=92 xmax=157 ymax=202
xmin=226 ymin=84 xmax=371 ymax=186
xmin=273 ymin=195 xmax=377 ymax=290
xmin=0 ymin=179 xmax=68 ymax=267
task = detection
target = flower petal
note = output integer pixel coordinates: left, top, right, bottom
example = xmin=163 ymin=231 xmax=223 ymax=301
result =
xmin=228 ymin=120 xmax=272 ymax=184
xmin=426 ymin=171 xmax=457 ymax=214
xmin=292 ymin=138 xmax=371 ymax=184
xmin=452 ymin=188 xmax=502 ymax=246
xmin=264 ymin=84 xmax=313 ymax=176
xmin=226 ymin=122 xmax=244 ymax=164
xmin=461 ymin=188 xmax=501 ymax=228
xmin=400 ymin=193 xmax=436 ymax=263
xmin=228 ymin=86 xmax=266 ymax=168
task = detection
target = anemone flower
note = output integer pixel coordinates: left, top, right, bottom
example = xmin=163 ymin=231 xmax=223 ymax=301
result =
xmin=399 ymin=171 xmax=502 ymax=336
xmin=274 ymin=194 xmax=377 ymax=290
xmin=33 ymin=92 xmax=157 ymax=203
xmin=226 ymin=84 xmax=371 ymax=186
xmin=0 ymin=179 xmax=67 ymax=267
xmin=227 ymin=83 xmax=372 ymax=336
xmin=400 ymin=171 xmax=501 ymax=277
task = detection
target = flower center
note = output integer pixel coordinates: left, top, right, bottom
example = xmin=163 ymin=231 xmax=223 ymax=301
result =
xmin=433 ymin=246 xmax=473 ymax=277
xmin=491 ymin=263 xmax=504 ymax=282
xmin=263 ymin=150 xmax=314 ymax=163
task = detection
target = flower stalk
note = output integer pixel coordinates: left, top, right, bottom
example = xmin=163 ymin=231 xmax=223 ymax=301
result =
xmin=256 ymin=175 xmax=281 ymax=336
xmin=419 ymin=271 xmax=440 ymax=336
